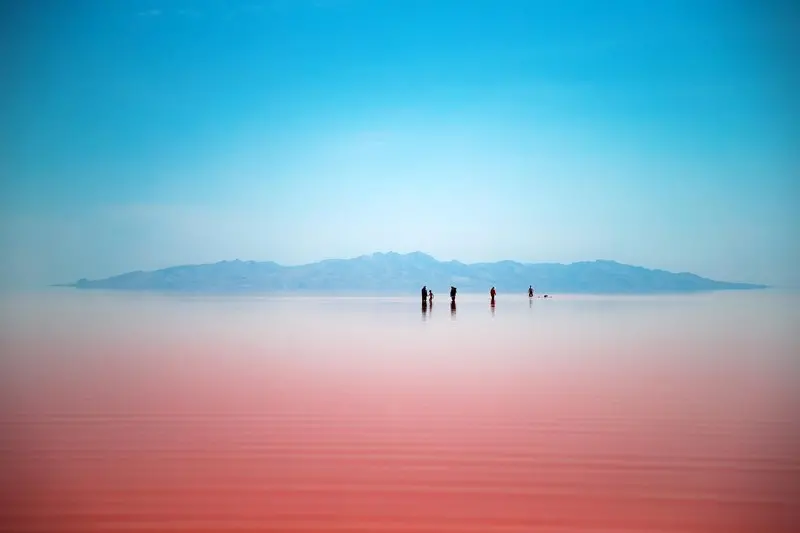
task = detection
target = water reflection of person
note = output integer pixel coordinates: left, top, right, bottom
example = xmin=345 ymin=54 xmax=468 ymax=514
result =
xmin=421 ymin=301 xmax=428 ymax=320
xmin=450 ymin=300 xmax=456 ymax=318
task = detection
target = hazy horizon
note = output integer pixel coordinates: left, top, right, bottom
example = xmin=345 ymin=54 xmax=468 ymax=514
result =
xmin=47 ymin=252 xmax=779 ymax=290
xmin=12 ymin=288 xmax=800 ymax=303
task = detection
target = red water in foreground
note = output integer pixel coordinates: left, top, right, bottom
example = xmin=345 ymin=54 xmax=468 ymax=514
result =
xmin=1 ymin=292 xmax=798 ymax=532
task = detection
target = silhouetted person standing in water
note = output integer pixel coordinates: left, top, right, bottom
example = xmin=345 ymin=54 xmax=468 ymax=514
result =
xmin=528 ymin=286 xmax=534 ymax=298
xmin=450 ymin=286 xmax=457 ymax=303
xmin=490 ymin=286 xmax=496 ymax=305
xmin=428 ymin=290 xmax=433 ymax=303
xmin=421 ymin=285 xmax=427 ymax=304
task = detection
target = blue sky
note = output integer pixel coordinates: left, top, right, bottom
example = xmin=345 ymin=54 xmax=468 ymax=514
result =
xmin=1 ymin=0 xmax=797 ymax=287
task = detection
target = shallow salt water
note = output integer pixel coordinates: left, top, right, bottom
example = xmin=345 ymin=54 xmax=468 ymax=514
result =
xmin=0 ymin=289 xmax=798 ymax=532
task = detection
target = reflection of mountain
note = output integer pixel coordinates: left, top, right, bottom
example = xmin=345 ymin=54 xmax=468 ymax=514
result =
xmin=65 ymin=252 xmax=766 ymax=294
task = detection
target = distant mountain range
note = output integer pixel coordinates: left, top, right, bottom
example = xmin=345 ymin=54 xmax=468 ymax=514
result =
xmin=59 ymin=252 xmax=766 ymax=294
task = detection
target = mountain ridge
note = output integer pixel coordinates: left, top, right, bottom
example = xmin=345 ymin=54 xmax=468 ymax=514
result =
xmin=60 ymin=252 xmax=767 ymax=294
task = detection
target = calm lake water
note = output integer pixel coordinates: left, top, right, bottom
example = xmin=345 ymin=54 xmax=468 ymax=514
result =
xmin=1 ymin=289 xmax=798 ymax=532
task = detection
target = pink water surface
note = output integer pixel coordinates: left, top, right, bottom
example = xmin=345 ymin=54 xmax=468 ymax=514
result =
xmin=1 ymin=290 xmax=797 ymax=532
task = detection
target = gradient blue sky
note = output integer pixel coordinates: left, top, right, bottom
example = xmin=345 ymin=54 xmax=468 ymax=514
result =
xmin=1 ymin=0 xmax=797 ymax=287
